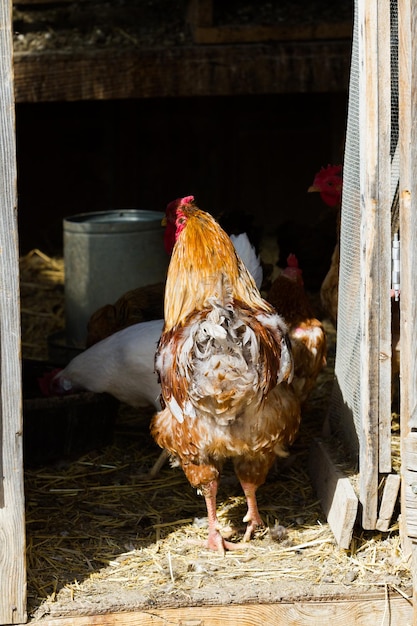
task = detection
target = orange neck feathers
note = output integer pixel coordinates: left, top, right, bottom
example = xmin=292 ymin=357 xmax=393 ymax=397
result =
xmin=163 ymin=203 xmax=270 ymax=330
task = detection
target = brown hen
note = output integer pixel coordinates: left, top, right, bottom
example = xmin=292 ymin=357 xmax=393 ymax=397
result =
xmin=267 ymin=254 xmax=327 ymax=405
xmin=86 ymin=282 xmax=165 ymax=347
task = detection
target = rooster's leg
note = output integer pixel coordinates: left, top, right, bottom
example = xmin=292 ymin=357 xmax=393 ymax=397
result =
xmin=203 ymin=480 xmax=240 ymax=554
xmin=240 ymin=480 xmax=264 ymax=542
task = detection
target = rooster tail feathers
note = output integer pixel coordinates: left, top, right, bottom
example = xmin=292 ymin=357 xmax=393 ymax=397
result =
xmin=230 ymin=232 xmax=263 ymax=290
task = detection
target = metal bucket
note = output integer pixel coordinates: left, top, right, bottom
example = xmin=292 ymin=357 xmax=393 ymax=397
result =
xmin=64 ymin=209 xmax=167 ymax=347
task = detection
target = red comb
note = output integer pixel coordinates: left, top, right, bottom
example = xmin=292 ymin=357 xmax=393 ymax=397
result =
xmin=282 ymin=254 xmax=303 ymax=284
xmin=313 ymin=164 xmax=342 ymax=182
xmin=287 ymin=253 xmax=299 ymax=268
xmin=166 ymin=195 xmax=195 ymax=214
xmin=180 ymin=195 xmax=194 ymax=205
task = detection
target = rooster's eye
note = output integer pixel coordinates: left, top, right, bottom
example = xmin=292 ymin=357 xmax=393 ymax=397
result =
xmin=178 ymin=217 xmax=186 ymax=225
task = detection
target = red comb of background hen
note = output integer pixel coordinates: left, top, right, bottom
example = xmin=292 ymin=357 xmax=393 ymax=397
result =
xmin=164 ymin=195 xmax=195 ymax=254
xmin=287 ymin=253 xmax=299 ymax=268
xmin=313 ymin=164 xmax=342 ymax=183
xmin=282 ymin=253 xmax=303 ymax=284
xmin=308 ymin=164 xmax=342 ymax=208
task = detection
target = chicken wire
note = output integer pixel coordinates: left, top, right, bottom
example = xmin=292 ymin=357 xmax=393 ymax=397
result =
xmin=328 ymin=0 xmax=399 ymax=526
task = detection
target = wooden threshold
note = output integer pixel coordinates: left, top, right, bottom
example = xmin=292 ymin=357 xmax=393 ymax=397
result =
xmin=26 ymin=593 xmax=413 ymax=626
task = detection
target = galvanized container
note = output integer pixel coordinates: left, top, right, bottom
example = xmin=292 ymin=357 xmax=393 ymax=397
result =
xmin=64 ymin=209 xmax=167 ymax=347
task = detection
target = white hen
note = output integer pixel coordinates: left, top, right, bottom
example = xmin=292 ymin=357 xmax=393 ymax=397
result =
xmin=52 ymin=318 xmax=163 ymax=409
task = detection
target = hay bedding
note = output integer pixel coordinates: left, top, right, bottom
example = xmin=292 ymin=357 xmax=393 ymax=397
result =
xmin=20 ymin=250 xmax=412 ymax=621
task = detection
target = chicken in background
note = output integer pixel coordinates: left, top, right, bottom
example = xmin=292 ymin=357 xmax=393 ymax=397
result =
xmin=151 ymin=196 xmax=301 ymax=553
xmin=267 ymin=254 xmax=327 ymax=405
xmin=44 ymin=318 xmax=164 ymax=409
xmin=307 ymin=164 xmax=343 ymax=326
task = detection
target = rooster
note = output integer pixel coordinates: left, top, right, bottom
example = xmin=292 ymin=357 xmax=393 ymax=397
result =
xmin=267 ymin=254 xmax=327 ymax=405
xmin=151 ymin=196 xmax=301 ymax=553
xmin=308 ymin=164 xmax=343 ymax=325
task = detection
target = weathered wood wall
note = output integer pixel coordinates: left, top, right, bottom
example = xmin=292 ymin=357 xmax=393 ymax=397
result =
xmin=0 ymin=0 xmax=26 ymax=623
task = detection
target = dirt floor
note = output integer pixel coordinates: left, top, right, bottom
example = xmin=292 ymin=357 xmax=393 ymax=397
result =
xmin=20 ymin=251 xmax=411 ymax=621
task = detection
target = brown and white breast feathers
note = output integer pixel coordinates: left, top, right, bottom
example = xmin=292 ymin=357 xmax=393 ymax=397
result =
xmin=155 ymin=299 xmax=293 ymax=427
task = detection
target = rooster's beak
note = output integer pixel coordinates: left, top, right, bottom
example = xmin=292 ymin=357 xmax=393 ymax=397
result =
xmin=307 ymin=185 xmax=320 ymax=193
xmin=161 ymin=216 xmax=167 ymax=227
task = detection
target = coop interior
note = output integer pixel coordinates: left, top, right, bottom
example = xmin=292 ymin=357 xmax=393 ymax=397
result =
xmin=11 ymin=0 xmax=414 ymax=622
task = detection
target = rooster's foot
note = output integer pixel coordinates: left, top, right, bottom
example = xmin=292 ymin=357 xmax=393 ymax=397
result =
xmin=242 ymin=513 xmax=264 ymax=543
xmin=205 ymin=529 xmax=247 ymax=555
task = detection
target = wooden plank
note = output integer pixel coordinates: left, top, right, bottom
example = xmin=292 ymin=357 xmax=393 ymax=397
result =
xmin=403 ymin=468 xmax=417 ymax=538
xmin=13 ymin=0 xmax=83 ymax=4
xmin=357 ymin=0 xmax=379 ymax=530
xmin=405 ymin=432 xmax=417 ymax=469
xmin=403 ymin=434 xmax=417 ymax=538
xmin=191 ymin=22 xmax=353 ymax=45
xmin=376 ymin=473 xmax=401 ymax=532
xmin=187 ymin=0 xmax=352 ymax=43
xmin=12 ymin=41 xmax=352 ymax=103
xmin=25 ymin=595 xmax=414 ymax=626
xmin=0 ymin=1 xmax=26 ymax=623
xmin=308 ymin=438 xmax=358 ymax=549
xmin=398 ymin=0 xmax=417 ymax=619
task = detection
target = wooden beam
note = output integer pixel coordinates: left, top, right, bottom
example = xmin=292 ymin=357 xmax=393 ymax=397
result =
xmin=0 ymin=1 xmax=26 ymax=623
xmin=357 ymin=0 xmax=392 ymax=530
xmin=25 ymin=594 xmax=413 ymax=626
xmin=187 ymin=0 xmax=352 ymax=44
xmin=308 ymin=438 xmax=358 ymax=549
xmin=13 ymin=0 xmax=82 ymax=3
xmin=191 ymin=22 xmax=353 ymax=45
xmin=13 ymin=41 xmax=351 ymax=103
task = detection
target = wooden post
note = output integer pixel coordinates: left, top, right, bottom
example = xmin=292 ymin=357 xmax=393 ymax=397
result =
xmin=0 ymin=1 xmax=27 ymax=623
xmin=357 ymin=0 xmax=392 ymax=529
xmin=398 ymin=0 xmax=417 ymax=620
